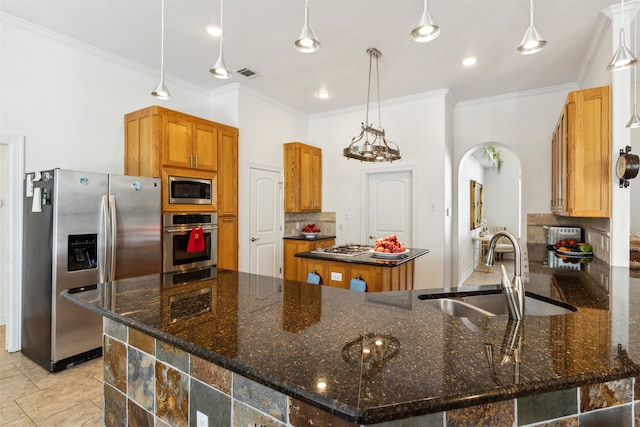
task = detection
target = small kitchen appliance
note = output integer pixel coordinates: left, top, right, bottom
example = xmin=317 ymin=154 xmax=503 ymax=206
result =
xmin=168 ymin=174 xmax=212 ymax=205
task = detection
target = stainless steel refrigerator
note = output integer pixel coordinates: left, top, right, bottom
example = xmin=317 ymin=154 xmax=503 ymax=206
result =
xmin=22 ymin=169 xmax=161 ymax=372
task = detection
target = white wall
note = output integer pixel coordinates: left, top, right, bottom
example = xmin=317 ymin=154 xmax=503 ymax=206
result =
xmin=0 ymin=15 xmax=214 ymax=174
xmin=235 ymin=86 xmax=309 ymax=273
xmin=309 ymin=91 xmax=450 ymax=289
xmin=483 ymin=147 xmax=521 ymax=236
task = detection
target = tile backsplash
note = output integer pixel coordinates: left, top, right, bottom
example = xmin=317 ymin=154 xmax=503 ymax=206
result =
xmin=527 ymin=213 xmax=610 ymax=263
xmin=283 ymin=212 xmax=336 ymax=237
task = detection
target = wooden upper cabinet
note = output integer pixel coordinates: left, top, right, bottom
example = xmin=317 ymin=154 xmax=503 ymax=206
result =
xmin=193 ymin=121 xmax=218 ymax=171
xmin=163 ymin=115 xmax=193 ymax=169
xmin=163 ymin=115 xmax=217 ymax=171
xmin=551 ymin=86 xmax=611 ymax=218
xmin=284 ymin=142 xmax=322 ymax=213
xmin=551 ymin=105 xmax=568 ymax=215
xmin=125 ymin=106 xmax=221 ymax=177
xmin=218 ymin=127 xmax=239 ymax=217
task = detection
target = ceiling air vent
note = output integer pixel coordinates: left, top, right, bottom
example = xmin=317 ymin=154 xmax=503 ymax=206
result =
xmin=236 ymin=68 xmax=259 ymax=79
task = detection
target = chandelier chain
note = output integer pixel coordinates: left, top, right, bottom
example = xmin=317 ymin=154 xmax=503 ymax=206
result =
xmin=365 ymin=51 xmax=372 ymax=125
xmin=376 ymin=51 xmax=382 ymax=129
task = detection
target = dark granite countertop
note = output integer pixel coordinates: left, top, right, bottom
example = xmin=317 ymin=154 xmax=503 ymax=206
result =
xmin=61 ymin=248 xmax=640 ymax=424
xmin=283 ymin=234 xmax=336 ymax=241
xmin=295 ymin=247 xmax=430 ymax=267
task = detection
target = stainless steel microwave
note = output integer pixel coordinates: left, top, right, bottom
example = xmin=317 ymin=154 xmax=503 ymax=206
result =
xmin=168 ymin=175 xmax=212 ymax=205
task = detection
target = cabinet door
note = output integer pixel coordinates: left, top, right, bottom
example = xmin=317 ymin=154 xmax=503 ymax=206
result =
xmin=299 ymin=145 xmax=321 ymax=211
xmin=218 ymin=128 xmax=238 ymax=217
xmin=193 ymin=121 xmax=218 ymax=171
xmin=218 ymin=216 xmax=238 ymax=270
xmin=567 ymin=86 xmax=610 ymax=217
xmin=283 ymin=240 xmax=313 ymax=281
xmin=551 ymin=105 xmax=568 ymax=215
xmin=163 ymin=115 xmax=193 ymax=169
xmin=310 ymin=148 xmax=322 ymax=210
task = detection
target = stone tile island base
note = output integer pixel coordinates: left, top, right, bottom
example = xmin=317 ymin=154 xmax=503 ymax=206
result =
xmin=103 ymin=318 xmax=640 ymax=427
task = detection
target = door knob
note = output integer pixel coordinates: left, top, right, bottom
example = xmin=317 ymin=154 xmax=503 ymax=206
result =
xmin=251 ymin=237 xmax=260 ymax=242
xmin=368 ymin=235 xmax=377 ymax=240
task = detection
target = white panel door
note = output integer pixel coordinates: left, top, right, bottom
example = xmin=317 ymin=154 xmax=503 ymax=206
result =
xmin=366 ymin=171 xmax=412 ymax=246
xmin=249 ymin=168 xmax=282 ymax=277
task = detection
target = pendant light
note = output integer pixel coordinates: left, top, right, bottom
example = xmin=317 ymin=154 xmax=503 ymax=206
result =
xmin=209 ymin=0 xmax=232 ymax=79
xmin=343 ymin=48 xmax=401 ymax=163
xmin=294 ymin=0 xmax=320 ymax=53
xmin=516 ymin=0 xmax=546 ymax=55
xmin=608 ymin=0 xmax=638 ymax=70
xmin=628 ymin=17 xmax=640 ymax=127
xmin=151 ymin=0 xmax=171 ymax=100
xmin=410 ymin=0 xmax=440 ymax=42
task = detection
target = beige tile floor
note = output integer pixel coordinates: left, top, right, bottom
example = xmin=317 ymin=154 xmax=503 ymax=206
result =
xmin=0 ymin=326 xmax=104 ymax=426
xmin=462 ymin=259 xmax=514 ymax=286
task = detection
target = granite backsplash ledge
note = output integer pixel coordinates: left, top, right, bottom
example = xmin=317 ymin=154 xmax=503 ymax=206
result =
xmin=284 ymin=212 xmax=336 ymax=237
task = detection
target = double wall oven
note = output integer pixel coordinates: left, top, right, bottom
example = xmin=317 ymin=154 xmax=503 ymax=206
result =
xmin=162 ymin=213 xmax=218 ymax=272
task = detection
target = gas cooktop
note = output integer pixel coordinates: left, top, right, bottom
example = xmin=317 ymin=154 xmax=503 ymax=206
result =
xmin=314 ymin=244 xmax=373 ymax=257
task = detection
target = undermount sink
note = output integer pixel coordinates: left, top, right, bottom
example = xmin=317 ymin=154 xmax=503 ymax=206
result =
xmin=423 ymin=292 xmax=577 ymax=317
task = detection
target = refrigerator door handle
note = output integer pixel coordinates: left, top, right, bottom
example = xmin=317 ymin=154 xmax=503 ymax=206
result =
xmin=109 ymin=195 xmax=117 ymax=281
xmin=100 ymin=195 xmax=110 ymax=283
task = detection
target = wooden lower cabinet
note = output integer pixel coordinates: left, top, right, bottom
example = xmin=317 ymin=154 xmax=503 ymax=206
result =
xmin=218 ymin=216 xmax=238 ymax=270
xmin=298 ymin=258 xmax=415 ymax=292
xmin=283 ymin=238 xmax=335 ymax=281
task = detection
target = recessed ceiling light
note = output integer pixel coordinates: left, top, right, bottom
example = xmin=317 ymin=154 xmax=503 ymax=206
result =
xmin=206 ymin=25 xmax=222 ymax=37
xmin=462 ymin=56 xmax=478 ymax=66
xmin=316 ymin=90 xmax=330 ymax=99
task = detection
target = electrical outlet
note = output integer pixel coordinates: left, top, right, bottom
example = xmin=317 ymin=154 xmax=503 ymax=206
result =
xmin=331 ymin=272 xmax=342 ymax=281
xmin=196 ymin=411 xmax=208 ymax=427
xmin=339 ymin=224 xmax=343 ymax=231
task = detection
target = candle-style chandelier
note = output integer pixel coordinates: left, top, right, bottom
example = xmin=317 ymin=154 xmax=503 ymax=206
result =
xmin=343 ymin=48 xmax=401 ymax=162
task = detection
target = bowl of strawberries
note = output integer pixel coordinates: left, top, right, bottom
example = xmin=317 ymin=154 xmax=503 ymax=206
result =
xmin=370 ymin=235 xmax=409 ymax=258
xmin=301 ymin=223 xmax=321 ymax=239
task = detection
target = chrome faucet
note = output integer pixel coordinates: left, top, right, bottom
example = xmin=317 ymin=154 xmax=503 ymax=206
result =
xmin=483 ymin=231 xmax=524 ymax=321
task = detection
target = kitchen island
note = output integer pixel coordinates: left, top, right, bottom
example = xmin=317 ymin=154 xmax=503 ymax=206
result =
xmin=294 ymin=245 xmax=429 ymax=291
xmin=62 ymin=250 xmax=640 ymax=426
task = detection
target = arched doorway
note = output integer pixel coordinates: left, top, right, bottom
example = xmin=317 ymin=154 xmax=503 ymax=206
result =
xmin=456 ymin=143 xmax=522 ymax=285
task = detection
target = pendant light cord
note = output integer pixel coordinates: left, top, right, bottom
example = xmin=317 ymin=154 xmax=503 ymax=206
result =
xmin=305 ymin=0 xmax=309 ymax=25
xmin=364 ymin=49 xmax=383 ymax=129
xmin=160 ymin=0 xmax=165 ymax=74
xmin=621 ymin=0 xmax=625 ymax=35
xmin=219 ymin=0 xmax=224 ymax=54
xmin=365 ymin=52 xmax=372 ymax=125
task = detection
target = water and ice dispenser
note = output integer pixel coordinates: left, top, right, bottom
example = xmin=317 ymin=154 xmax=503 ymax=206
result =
xmin=68 ymin=234 xmax=97 ymax=271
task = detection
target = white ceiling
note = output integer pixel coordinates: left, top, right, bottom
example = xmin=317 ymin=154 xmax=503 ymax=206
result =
xmin=0 ymin=0 xmax=617 ymax=115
